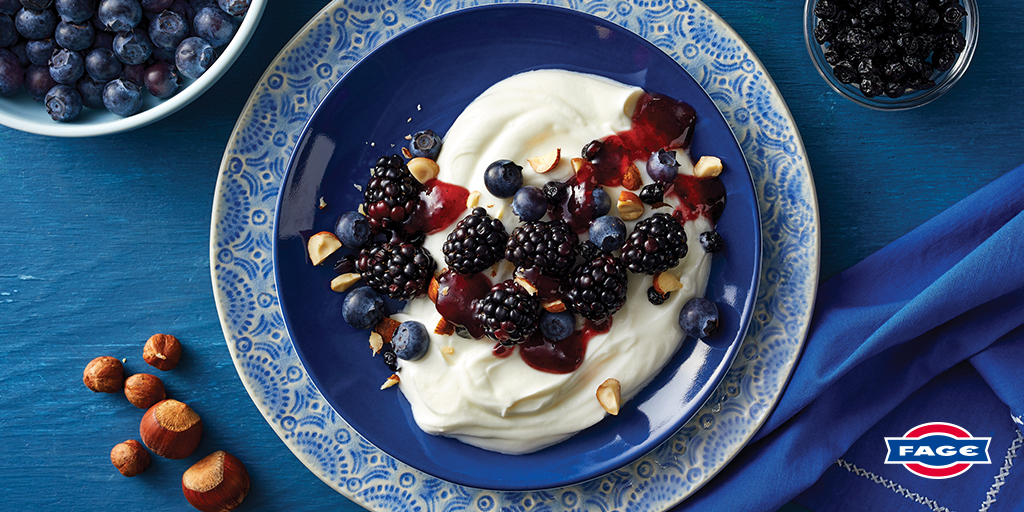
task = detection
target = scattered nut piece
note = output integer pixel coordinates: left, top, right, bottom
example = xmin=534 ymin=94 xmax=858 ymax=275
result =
xmin=515 ymin=276 xmax=538 ymax=295
xmin=653 ymin=272 xmax=683 ymax=294
xmin=358 ymin=203 xmax=365 ymax=215
xmin=110 ymin=440 xmax=151 ymax=477
xmin=318 ymin=197 xmax=327 ymax=209
xmin=83 ymin=356 xmax=124 ymax=393
xmin=401 ymin=147 xmax=413 ymax=159
xmin=617 ymin=190 xmax=644 ymax=221
xmin=542 ymin=298 xmax=567 ymax=313
xmin=428 ymin=276 xmax=440 ymax=303
xmin=434 ymin=317 xmax=455 ymax=336
xmin=381 ymin=374 xmax=400 ymax=390
xmin=182 ymin=451 xmax=250 ymax=512
xmin=570 ymin=157 xmax=586 ymax=173
xmin=330 ymin=273 xmax=361 ymax=292
xmin=369 ymin=332 xmax=384 ymax=355
xmin=140 ymin=399 xmax=202 ymax=459
xmin=307 ymin=231 xmax=342 ymax=265
xmin=440 ymin=345 xmax=455 ymax=355
xmin=622 ymin=163 xmax=643 ymax=190
xmin=408 ymin=157 xmax=440 ymax=184
xmin=495 ymin=204 xmax=506 ymax=220
xmin=693 ymin=156 xmax=723 ymax=178
xmin=374 ymin=317 xmax=401 ymax=344
xmin=124 ymin=373 xmax=166 ymax=409
xmin=527 ymin=148 xmax=561 ymax=173
xmin=597 ymin=378 xmax=622 ymax=415
xmin=143 ymin=333 xmax=182 ymax=371
xmin=466 ymin=190 xmax=481 ymax=208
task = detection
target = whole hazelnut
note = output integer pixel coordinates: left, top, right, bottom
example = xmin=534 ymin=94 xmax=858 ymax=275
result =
xmin=140 ymin=399 xmax=202 ymax=459
xmin=182 ymin=451 xmax=250 ymax=512
xmin=124 ymin=373 xmax=167 ymax=409
xmin=83 ymin=356 xmax=124 ymax=393
xmin=143 ymin=333 xmax=182 ymax=371
xmin=110 ymin=440 xmax=151 ymax=477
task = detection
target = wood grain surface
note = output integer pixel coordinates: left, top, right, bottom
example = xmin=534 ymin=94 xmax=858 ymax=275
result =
xmin=1 ymin=1 xmax=1020 ymax=511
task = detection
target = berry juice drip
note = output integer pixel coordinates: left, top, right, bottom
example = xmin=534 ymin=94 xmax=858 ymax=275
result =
xmin=517 ymin=267 xmax=568 ymax=305
xmin=519 ymin=319 xmax=611 ymax=374
xmin=669 ymin=174 xmax=727 ymax=224
xmin=407 ymin=178 xmax=469 ymax=235
xmin=492 ymin=343 xmax=515 ymax=359
xmin=433 ymin=269 xmax=491 ymax=339
xmin=551 ymin=93 xmax=698 ymax=233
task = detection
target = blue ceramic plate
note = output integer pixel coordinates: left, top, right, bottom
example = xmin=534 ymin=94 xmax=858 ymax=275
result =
xmin=213 ymin=0 xmax=818 ymax=509
xmin=272 ymin=4 xmax=759 ymax=491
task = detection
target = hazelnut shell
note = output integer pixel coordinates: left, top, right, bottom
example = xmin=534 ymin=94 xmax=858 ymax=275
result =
xmin=182 ymin=451 xmax=250 ymax=512
xmin=140 ymin=399 xmax=202 ymax=459
xmin=124 ymin=373 xmax=167 ymax=409
xmin=143 ymin=333 xmax=182 ymax=371
xmin=111 ymin=439 xmax=151 ymax=477
xmin=83 ymin=356 xmax=124 ymax=393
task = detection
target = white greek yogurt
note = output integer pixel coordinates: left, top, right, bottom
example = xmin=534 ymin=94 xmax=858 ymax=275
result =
xmin=393 ymin=69 xmax=713 ymax=454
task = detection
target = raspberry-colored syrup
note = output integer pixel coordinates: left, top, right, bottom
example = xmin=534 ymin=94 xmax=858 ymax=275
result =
xmin=519 ymin=319 xmax=611 ymax=374
xmin=517 ymin=267 xmax=569 ymax=305
xmin=492 ymin=343 xmax=515 ymax=359
xmin=549 ymin=93 xmax=701 ymax=233
xmin=407 ymin=178 xmax=469 ymax=235
xmin=668 ymin=174 xmax=727 ymax=224
xmin=433 ymin=269 xmax=491 ymax=339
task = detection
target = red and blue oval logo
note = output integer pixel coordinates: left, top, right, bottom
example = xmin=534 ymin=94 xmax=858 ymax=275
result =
xmin=884 ymin=422 xmax=991 ymax=478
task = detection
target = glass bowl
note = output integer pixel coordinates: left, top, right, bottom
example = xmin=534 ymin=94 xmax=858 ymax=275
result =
xmin=804 ymin=0 xmax=978 ymax=110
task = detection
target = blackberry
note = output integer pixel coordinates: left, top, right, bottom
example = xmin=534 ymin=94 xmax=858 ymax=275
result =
xmin=363 ymin=154 xmax=422 ymax=234
xmin=639 ymin=183 xmax=665 ymax=205
xmin=565 ymin=252 xmax=628 ymax=321
xmin=475 ymin=279 xmax=540 ymax=345
xmin=647 ymin=286 xmax=670 ymax=305
xmin=543 ymin=180 xmax=569 ymax=205
xmin=699 ymin=231 xmax=724 ymax=253
xmin=381 ymin=348 xmax=399 ymax=371
xmin=356 ymin=242 xmax=436 ymax=300
xmin=620 ymin=213 xmax=687 ymax=275
xmin=576 ymin=240 xmax=599 ymax=262
xmin=505 ymin=220 xmax=579 ymax=277
xmin=442 ymin=207 xmax=508 ymax=274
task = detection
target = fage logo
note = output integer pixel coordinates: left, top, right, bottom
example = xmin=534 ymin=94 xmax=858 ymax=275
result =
xmin=884 ymin=422 xmax=991 ymax=479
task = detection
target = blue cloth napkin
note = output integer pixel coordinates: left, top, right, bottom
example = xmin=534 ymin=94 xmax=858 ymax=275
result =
xmin=674 ymin=163 xmax=1024 ymax=512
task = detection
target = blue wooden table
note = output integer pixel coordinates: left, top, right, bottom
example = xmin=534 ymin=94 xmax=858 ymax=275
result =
xmin=1 ymin=1 xmax=1020 ymax=511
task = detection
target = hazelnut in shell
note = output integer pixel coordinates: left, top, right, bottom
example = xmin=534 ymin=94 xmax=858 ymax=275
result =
xmin=182 ymin=451 xmax=250 ymax=512
xmin=83 ymin=356 xmax=124 ymax=393
xmin=140 ymin=399 xmax=203 ymax=459
xmin=124 ymin=373 xmax=167 ymax=409
xmin=110 ymin=440 xmax=151 ymax=477
xmin=144 ymin=333 xmax=182 ymax=371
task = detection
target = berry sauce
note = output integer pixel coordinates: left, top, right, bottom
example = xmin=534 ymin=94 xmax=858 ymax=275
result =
xmin=407 ymin=178 xmax=469 ymax=235
xmin=519 ymin=319 xmax=611 ymax=374
xmin=549 ymin=93 xmax=719 ymax=233
xmin=433 ymin=269 xmax=491 ymax=339
xmin=492 ymin=343 xmax=515 ymax=359
xmin=668 ymin=174 xmax=727 ymax=224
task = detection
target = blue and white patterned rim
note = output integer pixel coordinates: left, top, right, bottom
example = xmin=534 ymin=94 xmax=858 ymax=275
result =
xmin=211 ymin=1 xmax=820 ymax=510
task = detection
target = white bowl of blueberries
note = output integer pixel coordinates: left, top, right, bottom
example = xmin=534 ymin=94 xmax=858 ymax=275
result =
xmin=0 ymin=0 xmax=265 ymax=136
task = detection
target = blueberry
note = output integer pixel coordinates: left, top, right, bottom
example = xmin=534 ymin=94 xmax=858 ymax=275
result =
xmin=646 ymin=148 xmax=679 ymax=183
xmin=9 ymin=38 xmax=28 ymax=66
xmin=333 ymin=211 xmax=370 ymax=249
xmin=699 ymin=231 xmax=723 ymax=253
xmin=98 ymin=0 xmax=142 ymax=32
xmin=102 ymin=77 xmax=142 ymax=116
xmin=483 ymin=159 xmax=523 ymax=198
xmin=113 ymin=27 xmax=152 ymax=65
xmin=341 ymin=286 xmax=385 ymax=330
xmin=591 ymin=187 xmax=610 ymax=217
xmin=0 ymin=0 xmax=19 ymax=15
xmin=678 ymin=297 xmax=719 ymax=339
xmin=0 ymin=48 xmax=24 ymax=96
xmin=150 ymin=44 xmax=174 ymax=62
xmin=25 ymin=64 xmax=57 ymax=100
xmin=143 ymin=60 xmax=179 ymax=98
xmin=44 ymin=83 xmax=82 ymax=121
xmin=409 ymin=129 xmax=442 ymax=160
xmin=76 ymin=75 xmax=104 ymax=108
xmin=192 ymin=6 xmax=234 ymax=47
xmin=120 ymin=62 xmax=144 ymax=85
xmin=49 ymin=48 xmax=84 ymax=85
xmin=539 ymin=310 xmax=575 ymax=341
xmin=589 ymin=215 xmax=625 ymax=252
xmin=91 ymin=30 xmax=113 ymax=49
xmin=647 ymin=286 xmax=669 ymax=305
xmin=140 ymin=0 xmax=174 ymax=11
xmin=55 ymin=0 xmax=95 ymax=23
xmin=392 ymin=320 xmax=429 ymax=361
xmin=217 ymin=0 xmax=248 ymax=16
xmin=148 ymin=9 xmax=186 ymax=50
xmin=85 ymin=47 xmax=121 ymax=81
xmin=0 ymin=13 xmax=17 ymax=47
xmin=512 ymin=185 xmax=546 ymax=222
xmin=333 ymin=254 xmax=356 ymax=275
xmin=15 ymin=7 xmax=57 ymax=40
xmin=54 ymin=20 xmax=94 ymax=51
xmin=174 ymin=36 xmax=214 ymax=79
xmin=20 ymin=0 xmax=53 ymax=10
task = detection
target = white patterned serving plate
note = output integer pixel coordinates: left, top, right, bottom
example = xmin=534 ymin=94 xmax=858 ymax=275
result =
xmin=211 ymin=0 xmax=819 ymax=510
